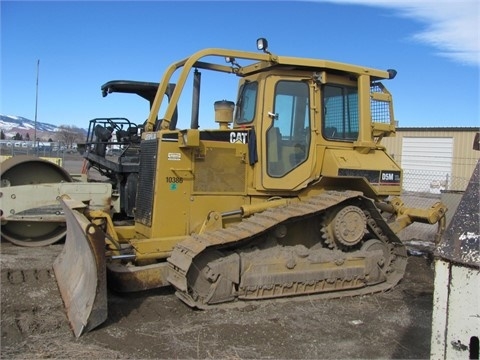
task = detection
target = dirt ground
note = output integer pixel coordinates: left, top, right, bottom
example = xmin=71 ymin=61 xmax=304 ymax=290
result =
xmin=1 ymin=239 xmax=435 ymax=360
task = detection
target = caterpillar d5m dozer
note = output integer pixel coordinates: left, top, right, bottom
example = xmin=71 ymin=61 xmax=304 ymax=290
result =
xmin=54 ymin=38 xmax=447 ymax=337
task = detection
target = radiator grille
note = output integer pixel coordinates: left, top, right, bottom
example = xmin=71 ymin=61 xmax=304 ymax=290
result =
xmin=194 ymin=147 xmax=245 ymax=193
xmin=134 ymin=139 xmax=158 ymax=226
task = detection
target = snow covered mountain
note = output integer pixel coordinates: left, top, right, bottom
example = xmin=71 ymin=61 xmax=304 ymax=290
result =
xmin=0 ymin=114 xmax=82 ymax=140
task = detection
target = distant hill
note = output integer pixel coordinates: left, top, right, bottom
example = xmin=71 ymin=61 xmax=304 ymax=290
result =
xmin=0 ymin=115 xmax=86 ymax=140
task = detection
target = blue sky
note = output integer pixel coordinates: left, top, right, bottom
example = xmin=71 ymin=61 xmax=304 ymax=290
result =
xmin=1 ymin=0 xmax=479 ymax=130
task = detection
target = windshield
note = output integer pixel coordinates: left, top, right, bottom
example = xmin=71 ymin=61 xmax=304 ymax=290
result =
xmin=235 ymin=81 xmax=258 ymax=125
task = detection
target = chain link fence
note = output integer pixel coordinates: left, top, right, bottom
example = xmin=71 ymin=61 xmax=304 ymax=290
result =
xmin=0 ymin=141 xmax=80 ymax=167
xmin=396 ymin=169 xmax=472 ymax=243
xmin=403 ymin=169 xmax=470 ymax=194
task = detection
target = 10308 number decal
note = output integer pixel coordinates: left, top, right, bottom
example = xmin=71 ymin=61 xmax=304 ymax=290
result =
xmin=166 ymin=177 xmax=183 ymax=184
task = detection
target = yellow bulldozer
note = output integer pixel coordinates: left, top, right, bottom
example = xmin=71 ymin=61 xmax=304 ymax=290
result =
xmin=52 ymin=38 xmax=447 ymax=337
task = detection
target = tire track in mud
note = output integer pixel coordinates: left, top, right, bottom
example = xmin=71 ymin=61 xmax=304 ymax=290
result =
xmin=1 ymin=264 xmax=66 ymax=345
xmin=0 ymin=242 xmax=127 ymax=359
xmin=2 ymin=268 xmax=54 ymax=285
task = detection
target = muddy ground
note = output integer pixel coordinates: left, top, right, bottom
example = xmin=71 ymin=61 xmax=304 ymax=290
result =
xmin=1 ymin=239 xmax=435 ymax=359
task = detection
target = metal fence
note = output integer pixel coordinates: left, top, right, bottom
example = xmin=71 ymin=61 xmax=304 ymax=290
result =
xmin=0 ymin=141 xmax=76 ymax=159
xmin=395 ymin=168 xmax=470 ymax=243
xmin=403 ymin=169 xmax=470 ymax=194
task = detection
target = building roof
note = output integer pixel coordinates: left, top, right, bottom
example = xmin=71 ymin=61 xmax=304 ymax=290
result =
xmin=397 ymin=127 xmax=479 ymax=132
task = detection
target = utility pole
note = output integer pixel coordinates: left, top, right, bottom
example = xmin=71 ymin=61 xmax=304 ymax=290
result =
xmin=34 ymin=59 xmax=39 ymax=155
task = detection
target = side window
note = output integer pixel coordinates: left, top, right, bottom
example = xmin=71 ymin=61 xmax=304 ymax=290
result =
xmin=267 ymin=81 xmax=310 ymax=177
xmin=323 ymin=85 xmax=358 ymax=141
xmin=235 ymin=81 xmax=258 ymax=124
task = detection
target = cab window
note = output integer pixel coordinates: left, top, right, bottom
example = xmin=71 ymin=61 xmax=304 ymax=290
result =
xmin=235 ymin=81 xmax=258 ymax=124
xmin=323 ymin=85 xmax=358 ymax=141
xmin=267 ymin=81 xmax=310 ymax=177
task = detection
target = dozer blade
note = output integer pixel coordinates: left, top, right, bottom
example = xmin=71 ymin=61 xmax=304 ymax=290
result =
xmin=53 ymin=198 xmax=107 ymax=337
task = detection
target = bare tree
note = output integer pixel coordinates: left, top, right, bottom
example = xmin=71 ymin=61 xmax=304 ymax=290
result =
xmin=55 ymin=125 xmax=85 ymax=147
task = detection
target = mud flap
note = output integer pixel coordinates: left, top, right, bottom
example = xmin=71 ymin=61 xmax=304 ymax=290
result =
xmin=53 ymin=198 xmax=108 ymax=337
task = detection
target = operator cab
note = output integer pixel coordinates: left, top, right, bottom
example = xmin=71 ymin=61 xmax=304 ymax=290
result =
xmin=228 ymin=38 xmax=397 ymax=191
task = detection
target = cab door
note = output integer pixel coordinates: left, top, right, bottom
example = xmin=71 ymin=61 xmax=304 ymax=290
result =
xmin=261 ymin=76 xmax=315 ymax=190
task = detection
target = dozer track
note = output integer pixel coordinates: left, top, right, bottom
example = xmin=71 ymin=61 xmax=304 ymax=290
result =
xmin=167 ymin=190 xmax=408 ymax=308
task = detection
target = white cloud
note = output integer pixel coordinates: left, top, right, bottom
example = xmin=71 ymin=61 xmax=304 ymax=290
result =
xmin=319 ymin=0 xmax=480 ymax=66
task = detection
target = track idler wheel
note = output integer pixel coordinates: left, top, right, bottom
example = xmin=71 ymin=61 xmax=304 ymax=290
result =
xmin=361 ymin=239 xmax=392 ymax=270
xmin=186 ymin=249 xmax=240 ymax=307
xmin=324 ymin=205 xmax=367 ymax=248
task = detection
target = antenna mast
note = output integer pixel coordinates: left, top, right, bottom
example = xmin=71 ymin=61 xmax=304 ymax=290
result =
xmin=34 ymin=59 xmax=39 ymax=154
